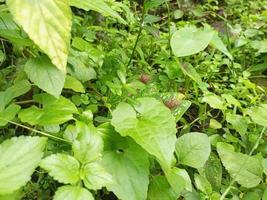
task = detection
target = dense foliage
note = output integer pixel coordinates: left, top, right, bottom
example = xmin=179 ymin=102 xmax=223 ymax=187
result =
xmin=0 ymin=0 xmax=266 ymax=199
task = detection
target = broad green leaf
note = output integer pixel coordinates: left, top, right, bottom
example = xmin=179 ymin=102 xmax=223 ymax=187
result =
xmin=111 ymin=98 xmax=177 ymax=167
xmin=248 ymin=62 xmax=267 ymax=72
xmin=173 ymin=100 xmax=191 ymax=122
xmin=0 ymin=136 xmax=47 ymax=194
xmin=180 ymin=63 xmax=207 ymax=92
xmin=209 ymin=119 xmax=222 ymax=129
xmin=147 ymin=176 xmax=179 ymax=200
xmin=17 ymin=106 xmax=43 ymax=126
xmin=0 ymin=190 xmax=22 ymax=200
xmin=204 ymin=153 xmax=222 ymax=191
xmin=174 ymin=9 xmax=184 ymax=19
xmin=247 ymin=104 xmax=267 ymax=127
xmin=165 ymin=167 xmax=192 ymax=194
xmin=158 ymin=92 xmax=190 ymax=122
xmin=202 ymin=93 xmax=225 ymax=110
xmin=226 ymin=113 xmax=247 ymax=136
xmin=263 ymin=188 xmax=267 ymax=200
xmin=175 ymin=132 xmax=211 ymax=168
xmin=71 ymin=38 xmax=104 ymax=64
xmin=222 ymin=94 xmax=241 ymax=108
xmin=24 ymin=56 xmax=65 ymax=98
xmin=72 ymin=122 xmax=103 ymax=164
xmin=180 ymin=63 xmax=202 ymax=84
xmin=81 ymin=161 xmax=113 ymax=190
xmin=181 ymin=190 xmax=201 ymax=200
xmin=0 ymin=80 xmax=31 ymax=111
xmin=171 ymin=27 xmax=214 ymax=57
xmin=68 ymin=50 xmax=97 ymax=82
xmin=40 ymin=154 xmax=80 ymax=185
xmin=217 ymin=142 xmax=263 ymax=188
xmin=144 ymin=0 xmax=170 ymax=10
xmin=210 ymin=33 xmax=233 ymax=60
xmin=243 ymin=191 xmax=262 ymax=200
xmin=19 ymin=94 xmax=78 ymax=126
xmin=194 ymin=174 xmax=212 ymax=195
xmin=251 ymin=40 xmax=267 ymax=53
xmin=100 ymin=125 xmax=150 ymax=200
xmin=7 ymin=0 xmax=72 ymax=72
xmin=63 ymin=124 xmax=79 ymax=143
xmin=0 ymin=104 xmax=20 ymax=126
xmin=70 ymin=0 xmax=126 ymax=24
xmin=54 ymin=186 xmax=93 ymax=200
xmin=0 ymin=12 xmax=32 ymax=46
xmin=64 ymin=75 xmax=85 ymax=93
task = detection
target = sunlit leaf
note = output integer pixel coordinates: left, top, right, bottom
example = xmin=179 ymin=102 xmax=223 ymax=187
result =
xmin=7 ymin=0 xmax=72 ymax=72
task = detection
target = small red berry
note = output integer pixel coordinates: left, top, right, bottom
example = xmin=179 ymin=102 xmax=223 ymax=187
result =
xmin=164 ymin=98 xmax=180 ymax=110
xmin=139 ymin=74 xmax=151 ymax=84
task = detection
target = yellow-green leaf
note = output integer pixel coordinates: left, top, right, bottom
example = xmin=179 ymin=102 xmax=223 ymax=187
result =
xmin=7 ymin=0 xmax=72 ymax=73
xmin=0 ymin=136 xmax=47 ymax=194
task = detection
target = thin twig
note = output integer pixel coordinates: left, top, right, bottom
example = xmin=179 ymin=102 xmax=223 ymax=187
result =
xmin=127 ymin=0 xmax=146 ymax=67
xmin=165 ymin=1 xmax=172 ymax=57
xmin=0 ymin=117 xmax=70 ymax=144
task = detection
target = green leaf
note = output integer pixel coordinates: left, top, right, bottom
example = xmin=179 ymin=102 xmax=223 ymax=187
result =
xmin=243 ymin=191 xmax=262 ymax=200
xmin=7 ymin=0 xmax=72 ymax=72
xmin=222 ymin=94 xmax=241 ymax=108
xmin=111 ymin=98 xmax=177 ymax=167
xmin=210 ymin=33 xmax=233 ymax=60
xmin=64 ymin=76 xmax=85 ymax=93
xmin=203 ymin=153 xmax=222 ymax=191
xmin=263 ymin=188 xmax=267 ymax=200
xmin=0 ymin=12 xmax=32 ymax=46
xmin=202 ymin=93 xmax=225 ymax=110
xmin=209 ymin=119 xmax=222 ymax=129
xmin=144 ymin=0 xmax=170 ymax=10
xmin=165 ymin=167 xmax=192 ymax=194
xmin=148 ymin=176 xmax=179 ymax=200
xmin=194 ymin=174 xmax=212 ymax=195
xmin=171 ymin=27 xmax=214 ymax=57
xmin=24 ymin=56 xmax=65 ymax=98
xmin=100 ymin=125 xmax=150 ymax=200
xmin=70 ymin=0 xmax=126 ymax=24
xmin=17 ymin=106 xmax=43 ymax=126
xmin=181 ymin=190 xmax=201 ymax=200
xmin=0 ymin=190 xmax=22 ymax=200
xmin=19 ymin=94 xmax=78 ymax=126
xmin=226 ymin=113 xmax=247 ymax=136
xmin=54 ymin=186 xmax=94 ymax=200
xmin=217 ymin=142 xmax=263 ymax=188
xmin=175 ymin=132 xmax=211 ymax=168
xmin=247 ymin=104 xmax=267 ymax=127
xmin=81 ymin=161 xmax=113 ymax=190
xmin=0 ymin=136 xmax=47 ymax=194
xmin=0 ymin=80 xmax=31 ymax=111
xmin=40 ymin=154 xmax=80 ymax=185
xmin=173 ymin=100 xmax=191 ymax=122
xmin=72 ymin=122 xmax=103 ymax=164
xmin=0 ymin=104 xmax=20 ymax=126
xmin=67 ymin=54 xmax=97 ymax=82
xmin=251 ymin=40 xmax=267 ymax=53
xmin=180 ymin=63 xmax=207 ymax=92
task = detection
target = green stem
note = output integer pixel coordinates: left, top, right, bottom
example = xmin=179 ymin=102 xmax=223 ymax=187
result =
xmin=16 ymin=100 xmax=36 ymax=105
xmin=165 ymin=1 xmax=172 ymax=57
xmin=0 ymin=118 xmax=70 ymax=144
xmin=249 ymin=126 xmax=266 ymax=156
xmin=127 ymin=0 xmax=146 ymax=67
